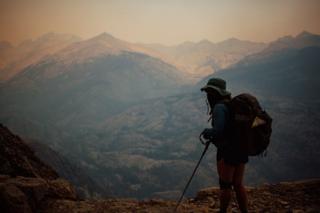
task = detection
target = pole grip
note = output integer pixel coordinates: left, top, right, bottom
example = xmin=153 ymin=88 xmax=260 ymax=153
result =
xmin=199 ymin=132 xmax=208 ymax=145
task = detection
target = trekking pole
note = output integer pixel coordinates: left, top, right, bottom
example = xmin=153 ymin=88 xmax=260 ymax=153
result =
xmin=174 ymin=134 xmax=210 ymax=212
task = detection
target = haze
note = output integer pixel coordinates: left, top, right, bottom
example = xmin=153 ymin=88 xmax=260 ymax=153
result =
xmin=1 ymin=0 xmax=320 ymax=45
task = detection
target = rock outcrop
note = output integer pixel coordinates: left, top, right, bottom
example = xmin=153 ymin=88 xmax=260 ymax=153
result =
xmin=0 ymin=175 xmax=76 ymax=213
xmin=1 ymin=124 xmax=319 ymax=212
xmin=0 ymin=124 xmax=77 ymax=212
xmin=0 ymin=124 xmax=58 ymax=179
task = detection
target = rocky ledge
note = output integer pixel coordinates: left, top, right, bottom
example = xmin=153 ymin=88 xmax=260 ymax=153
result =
xmin=1 ymin=175 xmax=319 ymax=212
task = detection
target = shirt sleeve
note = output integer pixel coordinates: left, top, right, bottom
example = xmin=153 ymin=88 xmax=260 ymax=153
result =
xmin=209 ymin=103 xmax=228 ymax=141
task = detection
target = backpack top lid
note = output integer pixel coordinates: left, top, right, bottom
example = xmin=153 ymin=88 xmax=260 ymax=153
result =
xmin=201 ymin=78 xmax=231 ymax=97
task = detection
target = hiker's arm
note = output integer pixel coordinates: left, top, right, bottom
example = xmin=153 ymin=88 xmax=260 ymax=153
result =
xmin=203 ymin=104 xmax=227 ymax=141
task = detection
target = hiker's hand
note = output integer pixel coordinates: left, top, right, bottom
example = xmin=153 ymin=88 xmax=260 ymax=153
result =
xmin=202 ymin=128 xmax=213 ymax=140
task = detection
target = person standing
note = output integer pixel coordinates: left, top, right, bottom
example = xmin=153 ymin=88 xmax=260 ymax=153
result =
xmin=201 ymin=78 xmax=248 ymax=213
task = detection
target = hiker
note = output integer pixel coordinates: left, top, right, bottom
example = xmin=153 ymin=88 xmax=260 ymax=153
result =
xmin=201 ymin=78 xmax=248 ymax=213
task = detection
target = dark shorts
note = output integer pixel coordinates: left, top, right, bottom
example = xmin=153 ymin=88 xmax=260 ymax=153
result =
xmin=217 ymin=147 xmax=248 ymax=166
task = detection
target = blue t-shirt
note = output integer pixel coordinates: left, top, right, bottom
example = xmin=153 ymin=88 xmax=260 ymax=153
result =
xmin=210 ymin=103 xmax=249 ymax=165
xmin=209 ymin=103 xmax=230 ymax=142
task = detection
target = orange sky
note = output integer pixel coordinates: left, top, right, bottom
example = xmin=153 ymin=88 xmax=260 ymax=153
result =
xmin=1 ymin=0 xmax=320 ymax=45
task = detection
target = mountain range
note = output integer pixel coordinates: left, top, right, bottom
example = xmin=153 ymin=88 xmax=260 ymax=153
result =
xmin=0 ymin=33 xmax=188 ymax=137
xmin=199 ymin=31 xmax=320 ymax=100
xmin=0 ymin=32 xmax=266 ymax=83
xmin=141 ymin=38 xmax=266 ymax=79
xmin=0 ymin=31 xmax=320 ymax=199
xmin=0 ymin=32 xmax=81 ymax=81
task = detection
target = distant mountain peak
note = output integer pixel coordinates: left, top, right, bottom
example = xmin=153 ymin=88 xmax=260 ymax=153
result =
xmin=92 ymin=32 xmax=117 ymax=41
xmin=198 ymin=39 xmax=213 ymax=45
xmin=261 ymin=31 xmax=320 ymax=54
xmin=178 ymin=41 xmax=195 ymax=48
xmin=276 ymin=35 xmax=294 ymax=42
xmin=217 ymin=37 xmax=265 ymax=46
xmin=296 ymin=31 xmax=317 ymax=38
xmin=276 ymin=31 xmax=320 ymax=43
xmin=225 ymin=37 xmax=241 ymax=42
xmin=39 ymin=32 xmax=59 ymax=39
xmin=36 ymin=32 xmax=81 ymax=42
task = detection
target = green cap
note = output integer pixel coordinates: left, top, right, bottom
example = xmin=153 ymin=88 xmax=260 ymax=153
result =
xmin=201 ymin=78 xmax=231 ymax=97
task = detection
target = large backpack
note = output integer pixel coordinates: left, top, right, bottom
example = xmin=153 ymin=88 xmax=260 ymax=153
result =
xmin=226 ymin=93 xmax=272 ymax=156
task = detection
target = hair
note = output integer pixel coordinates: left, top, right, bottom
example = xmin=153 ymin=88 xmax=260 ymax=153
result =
xmin=205 ymin=89 xmax=231 ymax=121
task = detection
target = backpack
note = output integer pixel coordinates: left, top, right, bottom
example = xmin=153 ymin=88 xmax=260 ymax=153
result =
xmin=226 ymin=93 xmax=272 ymax=156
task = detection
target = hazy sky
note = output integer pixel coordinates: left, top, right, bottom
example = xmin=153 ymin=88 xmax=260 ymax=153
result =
xmin=1 ymin=0 xmax=320 ymax=45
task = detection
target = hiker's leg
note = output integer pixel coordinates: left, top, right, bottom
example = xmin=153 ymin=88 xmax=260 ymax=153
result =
xmin=232 ymin=163 xmax=248 ymax=213
xmin=217 ymin=159 xmax=235 ymax=213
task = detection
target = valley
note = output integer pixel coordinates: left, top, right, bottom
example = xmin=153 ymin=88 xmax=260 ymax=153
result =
xmin=1 ymin=31 xmax=320 ymax=199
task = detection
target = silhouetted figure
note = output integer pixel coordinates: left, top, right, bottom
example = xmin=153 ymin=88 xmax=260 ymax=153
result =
xmin=201 ymin=78 xmax=248 ymax=213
